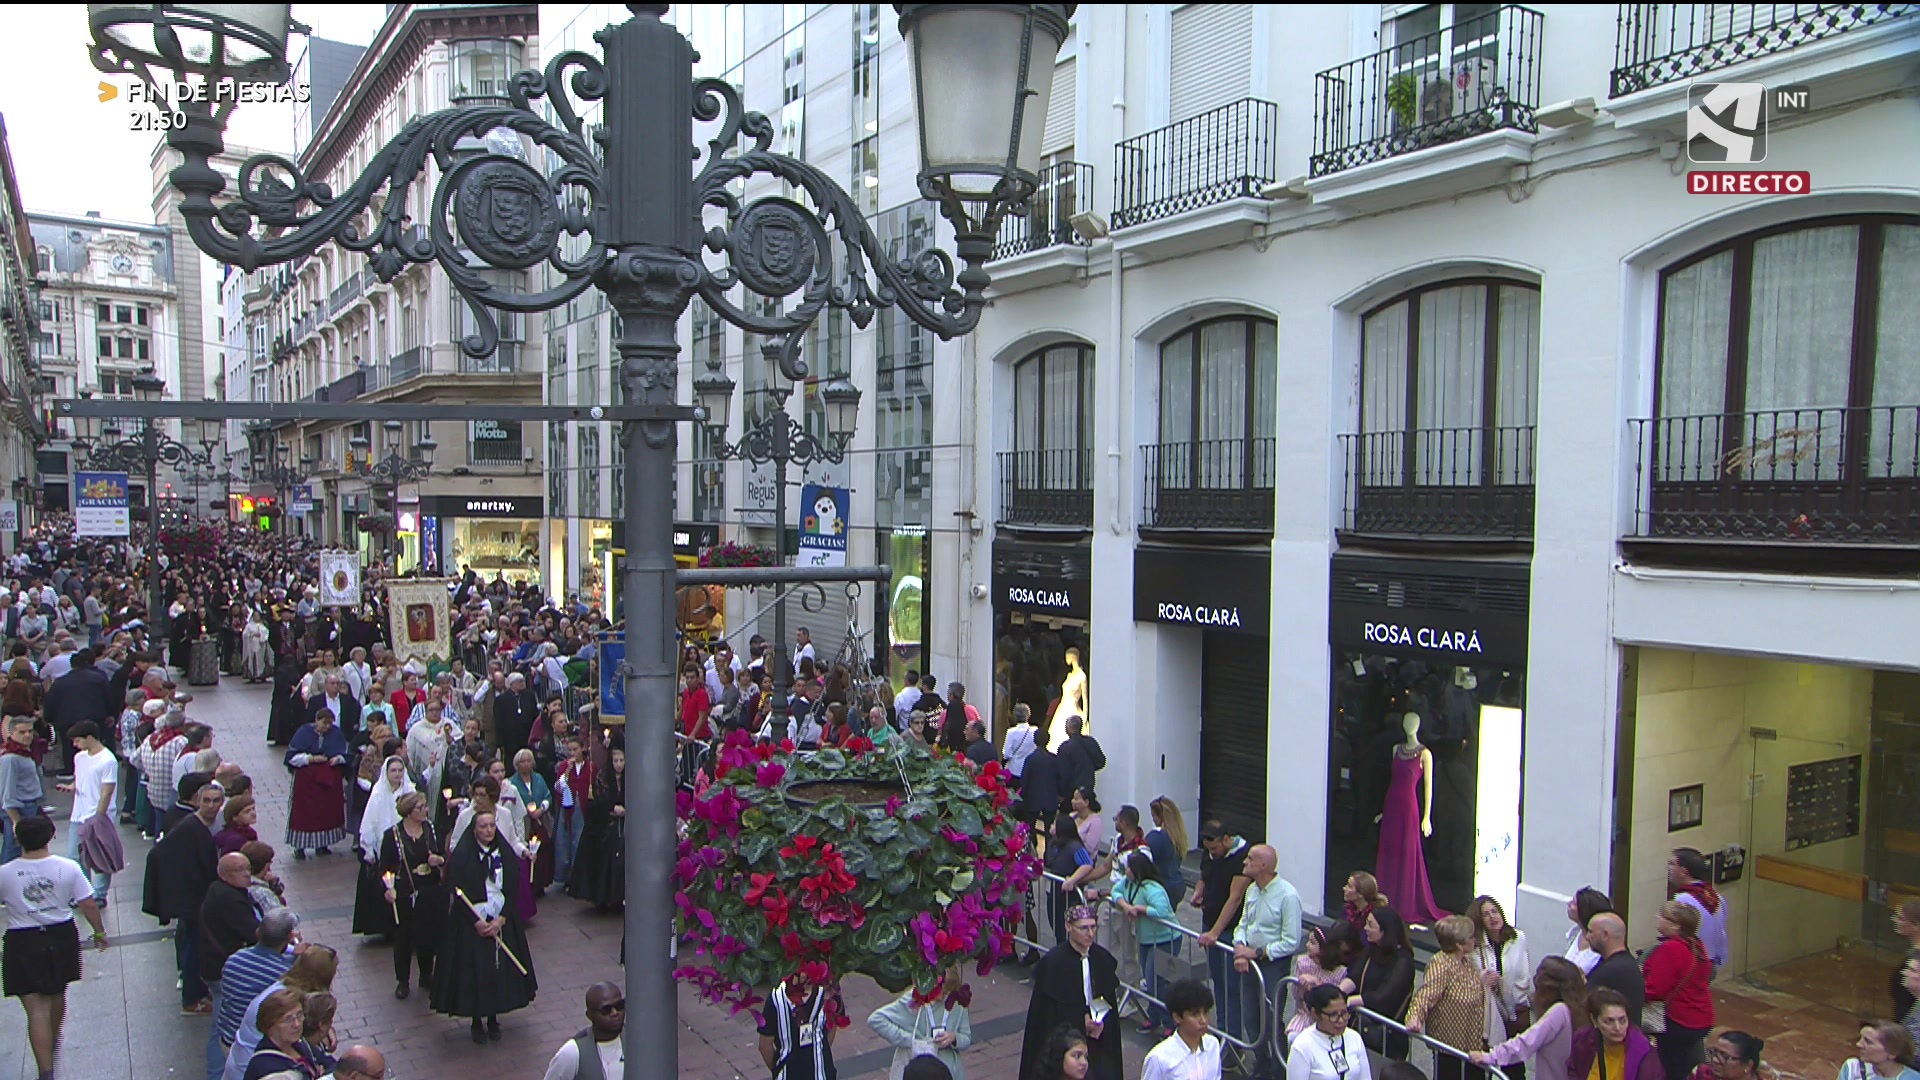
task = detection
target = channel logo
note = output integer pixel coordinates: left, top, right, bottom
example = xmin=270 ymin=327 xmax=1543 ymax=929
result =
xmin=1688 ymin=83 xmax=1767 ymax=163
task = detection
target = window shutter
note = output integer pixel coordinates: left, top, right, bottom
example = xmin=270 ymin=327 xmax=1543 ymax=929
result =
xmin=1170 ymin=4 xmax=1253 ymax=121
xmin=1041 ymin=58 xmax=1076 ymax=155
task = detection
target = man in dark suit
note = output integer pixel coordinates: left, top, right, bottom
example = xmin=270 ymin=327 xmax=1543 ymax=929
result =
xmin=305 ymin=673 xmax=363 ymax=750
xmin=43 ymin=648 xmax=115 ymax=776
xmin=199 ymin=853 xmax=261 ymax=1021
xmin=143 ymin=775 xmax=225 ymax=1013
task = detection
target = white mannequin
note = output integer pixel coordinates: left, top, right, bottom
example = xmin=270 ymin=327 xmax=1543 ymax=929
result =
xmin=1049 ymin=647 xmax=1088 ymax=752
xmin=1375 ymin=711 xmax=1434 ymax=836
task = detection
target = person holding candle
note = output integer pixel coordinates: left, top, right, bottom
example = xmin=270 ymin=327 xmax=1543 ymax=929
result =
xmin=432 ymin=810 xmax=538 ymax=1043
xmin=352 ymin=756 xmax=415 ymax=940
xmin=507 ymin=749 xmax=554 ymax=896
xmin=379 ymin=790 xmax=444 ymax=999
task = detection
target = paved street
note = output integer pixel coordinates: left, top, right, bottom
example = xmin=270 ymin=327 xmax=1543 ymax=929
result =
xmin=0 ymin=674 xmax=1167 ymax=1080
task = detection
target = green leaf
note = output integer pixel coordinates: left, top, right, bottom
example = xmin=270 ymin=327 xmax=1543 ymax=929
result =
xmin=866 ymin=918 xmax=906 ymax=955
xmin=810 ymin=748 xmax=847 ymax=771
xmin=948 ymin=870 xmax=975 ymax=892
xmin=837 ymin=839 xmax=874 ymax=876
xmin=900 ymin=818 xmax=933 ymax=849
xmin=947 ymin=802 xmax=983 ymax=835
xmin=740 ymin=831 xmax=777 ymax=866
xmin=865 ymin=818 xmax=901 ymax=843
xmin=884 ymin=869 xmax=915 ymax=896
xmin=874 ymin=843 xmax=907 ymax=874
xmin=817 ymin=801 xmax=853 ymax=832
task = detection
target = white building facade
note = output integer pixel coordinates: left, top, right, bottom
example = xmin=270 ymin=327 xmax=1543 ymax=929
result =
xmin=961 ymin=1 xmax=1920 ymax=995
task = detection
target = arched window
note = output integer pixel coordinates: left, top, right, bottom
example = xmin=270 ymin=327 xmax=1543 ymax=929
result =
xmin=1358 ymin=280 xmax=1540 ymax=488
xmin=1146 ymin=315 xmax=1276 ymax=530
xmin=1003 ymin=343 xmax=1093 ymax=526
xmin=1655 ymin=216 xmax=1920 ymax=484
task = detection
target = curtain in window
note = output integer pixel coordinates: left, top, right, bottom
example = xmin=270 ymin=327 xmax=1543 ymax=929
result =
xmin=1745 ymin=225 xmax=1857 ymax=481
xmin=1159 ymin=332 xmax=1193 ymax=489
xmin=1198 ymin=322 xmax=1249 ymax=488
xmin=1657 ymin=252 xmax=1734 ymax=481
xmin=1494 ymin=286 xmax=1540 ymax=484
xmin=1252 ymin=322 xmax=1277 ymax=487
xmin=1414 ymin=285 xmax=1486 ymax=485
xmin=1360 ymin=301 xmax=1409 ymax=487
xmin=1042 ymin=347 xmax=1080 ymax=488
xmin=1872 ymin=225 xmax=1920 ymax=478
xmin=1015 ymin=357 xmax=1040 ymax=488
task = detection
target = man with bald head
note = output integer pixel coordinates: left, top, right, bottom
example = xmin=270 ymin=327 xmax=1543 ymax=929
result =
xmin=543 ymin=981 xmax=626 ymax=1079
xmin=198 ymin=852 xmax=262 ymax=1061
xmin=1230 ymin=843 xmax=1301 ymax=1076
xmin=1583 ymin=912 xmax=1646 ymax=1027
xmin=321 ymin=1045 xmax=387 ymax=1080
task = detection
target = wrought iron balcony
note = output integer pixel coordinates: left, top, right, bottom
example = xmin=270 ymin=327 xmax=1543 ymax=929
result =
xmin=1629 ymin=405 xmax=1920 ymax=543
xmin=1311 ymin=6 xmax=1545 ymax=178
xmin=1113 ymin=98 xmax=1279 ymax=229
xmin=1610 ymin=3 xmax=1919 ymax=97
xmin=997 ymin=448 xmax=1093 ymax=529
xmin=1339 ymin=426 xmax=1536 ymax=539
xmin=327 ymin=268 xmax=364 ymax=316
xmin=318 ymin=368 xmax=365 ymax=403
xmin=369 ymin=343 xmax=523 ymax=393
xmin=388 ymin=345 xmax=424 ymax=385
xmin=991 ymin=162 xmax=1094 ymax=261
xmin=1139 ymin=438 xmax=1275 ymax=533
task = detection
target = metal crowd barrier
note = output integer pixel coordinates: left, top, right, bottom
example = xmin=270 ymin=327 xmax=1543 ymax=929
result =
xmin=1350 ymin=1004 xmax=1514 ymax=1080
xmin=1031 ymin=868 xmax=1279 ymax=1066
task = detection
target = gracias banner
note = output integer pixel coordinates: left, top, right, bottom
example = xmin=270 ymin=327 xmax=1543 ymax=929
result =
xmin=386 ymin=578 xmax=454 ymax=666
xmin=74 ymin=471 xmax=132 ymax=537
xmin=318 ymin=550 xmax=362 ymax=608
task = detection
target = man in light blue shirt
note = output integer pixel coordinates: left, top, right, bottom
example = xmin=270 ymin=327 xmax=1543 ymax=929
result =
xmin=1231 ymin=844 xmax=1300 ymax=1076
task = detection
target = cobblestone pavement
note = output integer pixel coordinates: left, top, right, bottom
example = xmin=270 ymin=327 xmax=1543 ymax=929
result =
xmin=1 ymin=674 xmax=1169 ymax=1079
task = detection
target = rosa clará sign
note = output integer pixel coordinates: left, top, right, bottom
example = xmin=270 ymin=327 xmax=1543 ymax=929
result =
xmin=674 ymin=731 xmax=1040 ymax=1019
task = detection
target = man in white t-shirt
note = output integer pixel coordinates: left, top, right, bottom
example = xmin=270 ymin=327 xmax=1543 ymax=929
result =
xmin=0 ymin=814 xmax=110 ymax=1080
xmin=56 ymin=721 xmax=118 ymax=904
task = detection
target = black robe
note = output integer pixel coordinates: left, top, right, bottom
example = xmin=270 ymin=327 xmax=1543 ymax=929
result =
xmin=267 ymin=656 xmax=306 ymax=746
xmin=565 ymin=771 xmax=625 ymax=911
xmin=430 ymin=831 xmax=537 ymax=1019
xmin=1017 ymin=941 xmax=1122 ymax=1080
xmin=141 ymin=813 xmax=219 ymax=923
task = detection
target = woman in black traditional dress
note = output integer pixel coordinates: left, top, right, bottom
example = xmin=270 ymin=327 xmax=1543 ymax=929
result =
xmin=437 ymin=736 xmax=486 ymax=838
xmin=351 ymin=755 xmax=415 ymax=939
xmin=1018 ymin=904 xmax=1122 ymax=1080
xmin=378 ymin=791 xmax=444 ymax=999
xmin=431 ymin=810 xmax=538 ymax=1043
xmin=565 ymin=745 xmax=625 ymax=912
xmin=267 ymin=650 xmax=307 ymax=747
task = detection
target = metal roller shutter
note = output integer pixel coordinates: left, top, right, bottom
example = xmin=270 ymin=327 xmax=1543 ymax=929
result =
xmin=1170 ymin=3 xmax=1253 ymax=122
xmin=1200 ymin=630 xmax=1270 ymax=843
xmin=1042 ymin=58 xmax=1076 ymax=155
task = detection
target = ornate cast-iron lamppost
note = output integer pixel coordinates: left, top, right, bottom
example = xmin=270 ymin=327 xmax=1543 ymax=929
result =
xmin=73 ymin=371 xmax=214 ymax=634
xmin=348 ymin=419 xmax=436 ymax=573
xmin=694 ymin=348 xmax=860 ymax=741
xmin=245 ymin=442 xmax=312 ymax=534
xmin=90 ymin=5 xmax=1069 ymax=1075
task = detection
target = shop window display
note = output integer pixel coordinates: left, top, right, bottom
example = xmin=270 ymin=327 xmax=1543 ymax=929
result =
xmin=1325 ymin=652 xmax=1525 ymax=924
xmin=992 ymin=612 xmax=1089 ymax=744
xmin=452 ymin=520 xmax=543 ymax=585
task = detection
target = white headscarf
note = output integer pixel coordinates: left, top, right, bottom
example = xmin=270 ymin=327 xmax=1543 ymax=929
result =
xmin=358 ymin=754 xmax=417 ymax=859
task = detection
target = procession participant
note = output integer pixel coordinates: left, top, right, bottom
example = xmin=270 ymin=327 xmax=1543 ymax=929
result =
xmin=566 ymin=745 xmax=625 ymax=914
xmin=431 ymin=810 xmax=538 ymax=1044
xmin=351 ymin=756 xmax=415 ymax=939
xmin=283 ymin=707 xmax=350 ymax=860
xmin=405 ymin=699 xmax=452 ymax=822
xmin=378 ymin=791 xmax=444 ymax=999
xmin=507 ymin=749 xmax=555 ymax=895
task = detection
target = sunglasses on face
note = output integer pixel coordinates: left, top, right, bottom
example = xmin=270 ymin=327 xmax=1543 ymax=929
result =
xmin=593 ymin=999 xmax=626 ymax=1014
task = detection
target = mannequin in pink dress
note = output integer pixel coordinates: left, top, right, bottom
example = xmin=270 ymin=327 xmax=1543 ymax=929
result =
xmin=1374 ymin=712 xmax=1448 ymax=926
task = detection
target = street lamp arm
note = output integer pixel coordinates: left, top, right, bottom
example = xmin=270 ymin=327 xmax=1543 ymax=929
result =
xmin=690 ymin=80 xmax=985 ymax=384
xmin=712 ymin=405 xmax=847 ymax=468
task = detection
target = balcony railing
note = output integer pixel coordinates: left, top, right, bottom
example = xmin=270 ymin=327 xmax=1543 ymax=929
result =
xmin=371 ymin=343 xmax=522 ymax=391
xmin=1610 ymin=3 xmax=1919 ymax=97
xmin=1113 ymin=98 xmax=1279 ymax=229
xmin=1139 ymin=438 xmax=1276 ymax=532
xmin=1311 ymin=6 xmax=1545 ymax=178
xmin=1339 ymin=426 xmax=1536 ymax=538
xmin=327 ymin=269 xmax=365 ymax=316
xmin=1629 ymin=405 xmax=1920 ymax=543
xmin=319 ymin=368 xmax=365 ymax=403
xmin=388 ymin=345 xmax=424 ymax=384
xmin=997 ymin=448 xmax=1093 ymax=528
xmin=294 ymin=307 xmax=322 ymax=340
xmin=991 ymin=162 xmax=1094 ymax=261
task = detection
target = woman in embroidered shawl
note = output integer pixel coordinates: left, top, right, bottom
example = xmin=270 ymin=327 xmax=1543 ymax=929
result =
xmin=283 ymin=706 xmax=350 ymax=858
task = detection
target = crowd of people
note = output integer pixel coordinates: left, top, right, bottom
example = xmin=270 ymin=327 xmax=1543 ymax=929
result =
xmin=1 ymin=512 xmax=1918 ymax=1080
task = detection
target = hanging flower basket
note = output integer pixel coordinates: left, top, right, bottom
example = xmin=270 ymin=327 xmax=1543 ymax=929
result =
xmin=675 ymin=732 xmax=1038 ymax=1019
xmin=357 ymin=513 xmax=395 ymax=536
xmin=697 ymin=541 xmax=781 ymax=569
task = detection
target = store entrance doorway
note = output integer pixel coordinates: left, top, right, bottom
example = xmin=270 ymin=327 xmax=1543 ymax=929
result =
xmin=1199 ymin=631 xmax=1269 ymax=843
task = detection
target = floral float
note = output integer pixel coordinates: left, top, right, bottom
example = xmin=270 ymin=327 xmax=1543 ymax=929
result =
xmin=674 ymin=730 xmax=1040 ymax=1020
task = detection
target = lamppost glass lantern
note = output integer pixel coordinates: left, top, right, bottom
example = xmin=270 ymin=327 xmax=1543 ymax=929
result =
xmin=133 ymin=371 xmax=166 ymax=402
xmin=415 ymin=434 xmax=437 ymax=468
xmin=694 ymin=370 xmax=736 ymax=436
xmin=820 ymin=378 xmax=861 ymax=447
xmin=88 ymin=4 xmax=297 ymax=87
xmin=896 ymin=4 xmax=1073 ymax=204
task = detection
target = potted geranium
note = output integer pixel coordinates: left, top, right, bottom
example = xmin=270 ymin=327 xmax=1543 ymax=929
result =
xmin=675 ymin=731 xmax=1040 ymax=1020
xmin=697 ymin=540 xmax=782 ymax=569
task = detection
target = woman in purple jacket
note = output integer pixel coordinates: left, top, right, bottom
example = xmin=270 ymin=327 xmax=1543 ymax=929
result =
xmin=1473 ymin=957 xmax=1589 ymax=1080
xmin=1568 ymin=988 xmax=1664 ymax=1080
